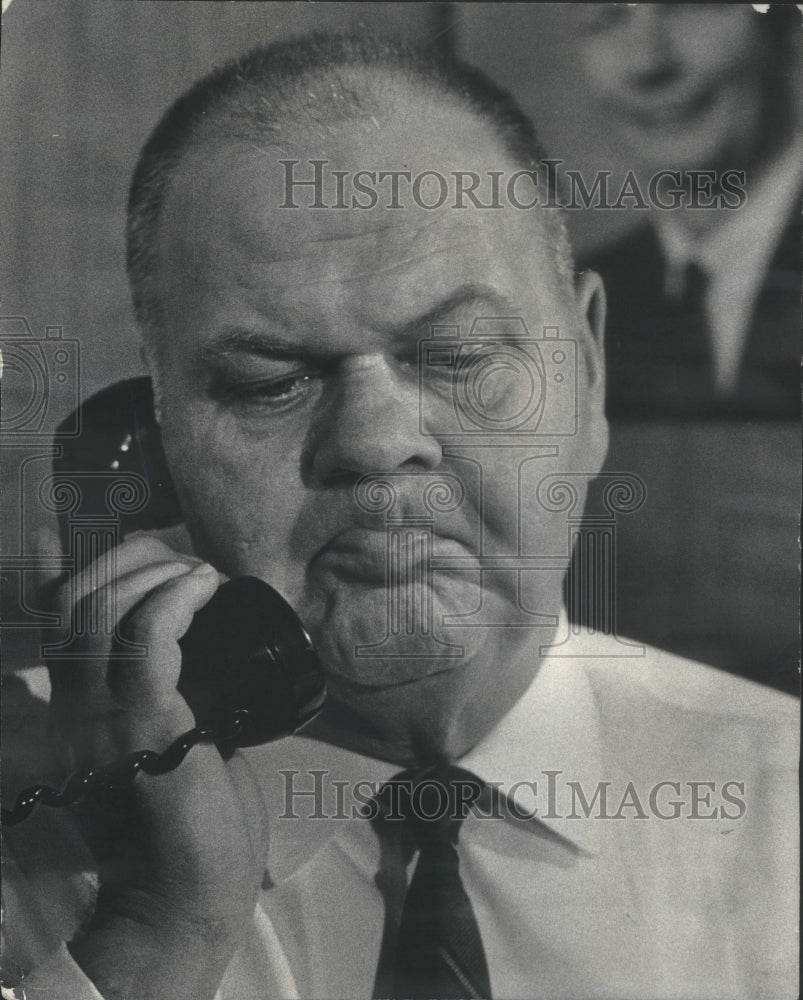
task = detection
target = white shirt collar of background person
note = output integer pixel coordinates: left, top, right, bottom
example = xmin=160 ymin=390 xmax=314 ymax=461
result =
xmin=655 ymin=131 xmax=803 ymax=395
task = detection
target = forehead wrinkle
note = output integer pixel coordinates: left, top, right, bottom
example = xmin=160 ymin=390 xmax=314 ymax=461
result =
xmin=174 ymin=219 xmax=559 ymax=347
xmin=164 ymin=230 xmax=485 ymax=308
xmin=245 ymin=236 xmax=492 ymax=293
xmin=158 ymin=132 xmax=570 ymax=349
xmin=227 ymin=199 xmax=469 ymax=267
xmin=288 ymin=220 xmax=399 ymax=248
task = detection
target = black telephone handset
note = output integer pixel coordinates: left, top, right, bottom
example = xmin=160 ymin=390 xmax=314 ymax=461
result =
xmin=2 ymin=378 xmax=326 ymax=826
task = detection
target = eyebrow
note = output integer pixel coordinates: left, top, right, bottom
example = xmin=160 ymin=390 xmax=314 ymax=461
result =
xmin=382 ymin=283 xmax=515 ymax=341
xmin=197 ymin=283 xmax=515 ymax=364
xmin=198 ymin=327 xmax=311 ymax=365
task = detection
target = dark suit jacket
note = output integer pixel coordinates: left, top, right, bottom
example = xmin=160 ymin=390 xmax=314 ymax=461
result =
xmin=572 ymin=206 xmax=800 ymax=692
xmin=584 ymin=207 xmax=801 ymax=420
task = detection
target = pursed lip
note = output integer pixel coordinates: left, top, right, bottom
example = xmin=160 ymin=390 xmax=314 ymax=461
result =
xmin=620 ymin=86 xmax=717 ymax=128
xmin=312 ymin=526 xmax=474 ymax=584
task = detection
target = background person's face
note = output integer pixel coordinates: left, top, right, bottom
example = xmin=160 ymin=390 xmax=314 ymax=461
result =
xmin=577 ymin=5 xmax=777 ymax=173
xmin=151 ymin=97 xmax=607 ymax=763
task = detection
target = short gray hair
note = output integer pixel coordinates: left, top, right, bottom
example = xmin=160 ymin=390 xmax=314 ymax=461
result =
xmin=127 ymin=31 xmax=574 ymax=346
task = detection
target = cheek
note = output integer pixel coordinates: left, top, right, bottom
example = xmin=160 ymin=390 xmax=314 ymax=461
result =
xmin=682 ymin=14 xmax=761 ymax=84
xmin=160 ymin=404 xmax=308 ymax=580
xmin=580 ymin=44 xmax=629 ymax=97
xmin=518 ymin=444 xmax=596 ymax=558
xmin=455 ymin=451 xmax=561 ymax=554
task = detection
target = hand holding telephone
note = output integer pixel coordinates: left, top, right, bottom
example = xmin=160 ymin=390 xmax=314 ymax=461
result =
xmin=2 ymin=378 xmax=326 ymax=826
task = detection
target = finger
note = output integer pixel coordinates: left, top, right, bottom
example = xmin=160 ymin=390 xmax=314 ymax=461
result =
xmin=61 ymin=535 xmax=203 ymax=615
xmin=48 ymin=559 xmax=198 ymax=683
xmin=126 ymin=523 xmax=196 ymax=557
xmin=107 ymin=563 xmax=220 ymax=716
xmin=52 ymin=545 xmax=204 ymax=661
xmin=53 ymin=564 xmax=220 ymax=760
xmin=47 ymin=561 xmax=206 ymax=743
xmin=98 ymin=559 xmax=202 ymax=623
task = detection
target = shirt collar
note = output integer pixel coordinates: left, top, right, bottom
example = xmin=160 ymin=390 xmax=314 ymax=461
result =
xmin=655 ymin=134 xmax=803 ymax=297
xmin=249 ymin=612 xmax=607 ymax=879
xmin=459 ymin=628 xmax=605 ymax=856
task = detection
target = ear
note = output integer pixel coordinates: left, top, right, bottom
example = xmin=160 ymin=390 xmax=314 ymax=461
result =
xmin=140 ymin=341 xmax=163 ymax=425
xmin=573 ymin=267 xmax=608 ymax=466
xmin=574 ymin=267 xmax=606 ymax=391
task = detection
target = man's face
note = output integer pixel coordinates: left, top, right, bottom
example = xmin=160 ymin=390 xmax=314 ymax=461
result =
xmin=151 ymin=93 xmax=606 ymax=763
xmin=577 ymin=5 xmax=777 ymax=173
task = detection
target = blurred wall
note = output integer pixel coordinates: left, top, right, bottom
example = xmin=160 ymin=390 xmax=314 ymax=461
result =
xmin=0 ymin=0 xmax=443 ymax=414
xmin=0 ymin=0 xmax=444 ymax=669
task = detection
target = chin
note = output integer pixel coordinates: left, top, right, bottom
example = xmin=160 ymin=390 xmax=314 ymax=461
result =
xmin=304 ymin=570 xmax=511 ymax=688
xmin=317 ymin=667 xmax=484 ymax=767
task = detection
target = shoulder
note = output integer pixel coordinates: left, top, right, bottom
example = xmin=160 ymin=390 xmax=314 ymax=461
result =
xmin=589 ymin=642 xmax=797 ymax=720
xmin=578 ymin=640 xmax=798 ymax=769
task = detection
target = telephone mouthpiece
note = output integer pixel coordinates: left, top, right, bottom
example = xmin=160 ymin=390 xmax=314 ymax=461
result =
xmin=177 ymin=576 xmax=327 ymax=751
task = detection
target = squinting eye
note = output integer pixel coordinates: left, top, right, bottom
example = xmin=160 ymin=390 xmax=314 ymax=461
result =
xmin=216 ymin=370 xmax=321 ymax=413
xmin=252 ymin=373 xmax=312 ymax=400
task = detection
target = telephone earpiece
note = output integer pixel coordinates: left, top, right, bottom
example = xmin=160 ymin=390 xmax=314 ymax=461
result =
xmin=52 ymin=376 xmax=184 ymax=548
xmin=2 ymin=378 xmax=326 ymax=825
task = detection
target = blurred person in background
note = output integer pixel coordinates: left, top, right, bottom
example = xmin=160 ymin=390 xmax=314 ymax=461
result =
xmin=571 ymin=4 xmax=801 ymax=687
xmin=577 ymin=3 xmax=800 ymax=417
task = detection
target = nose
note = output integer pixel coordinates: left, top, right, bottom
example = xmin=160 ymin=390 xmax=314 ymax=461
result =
xmin=307 ymin=355 xmax=443 ymax=485
xmin=620 ymin=9 xmax=680 ymax=90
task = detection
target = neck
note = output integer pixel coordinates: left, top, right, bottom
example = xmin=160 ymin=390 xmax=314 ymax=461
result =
xmin=669 ymin=116 xmax=798 ymax=242
xmin=306 ymin=629 xmax=548 ymax=768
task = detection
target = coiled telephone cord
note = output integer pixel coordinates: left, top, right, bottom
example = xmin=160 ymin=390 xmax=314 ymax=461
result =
xmin=1 ymin=711 xmax=248 ymax=827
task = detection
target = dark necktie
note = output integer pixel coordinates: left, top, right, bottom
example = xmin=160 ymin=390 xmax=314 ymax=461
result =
xmin=376 ymin=764 xmax=492 ymax=1000
xmin=661 ymin=259 xmax=716 ymax=410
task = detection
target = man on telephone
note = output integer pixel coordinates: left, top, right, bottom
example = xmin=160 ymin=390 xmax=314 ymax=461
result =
xmin=2 ymin=33 xmax=797 ymax=1000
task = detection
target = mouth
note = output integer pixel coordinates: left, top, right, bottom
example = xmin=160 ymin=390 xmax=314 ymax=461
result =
xmin=622 ymin=86 xmax=717 ymax=129
xmin=312 ymin=527 xmax=474 ymax=585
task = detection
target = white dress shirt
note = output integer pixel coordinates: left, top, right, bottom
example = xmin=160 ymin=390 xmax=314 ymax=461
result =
xmin=5 ymin=629 xmax=799 ymax=1000
xmin=656 ymin=136 xmax=803 ymax=394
